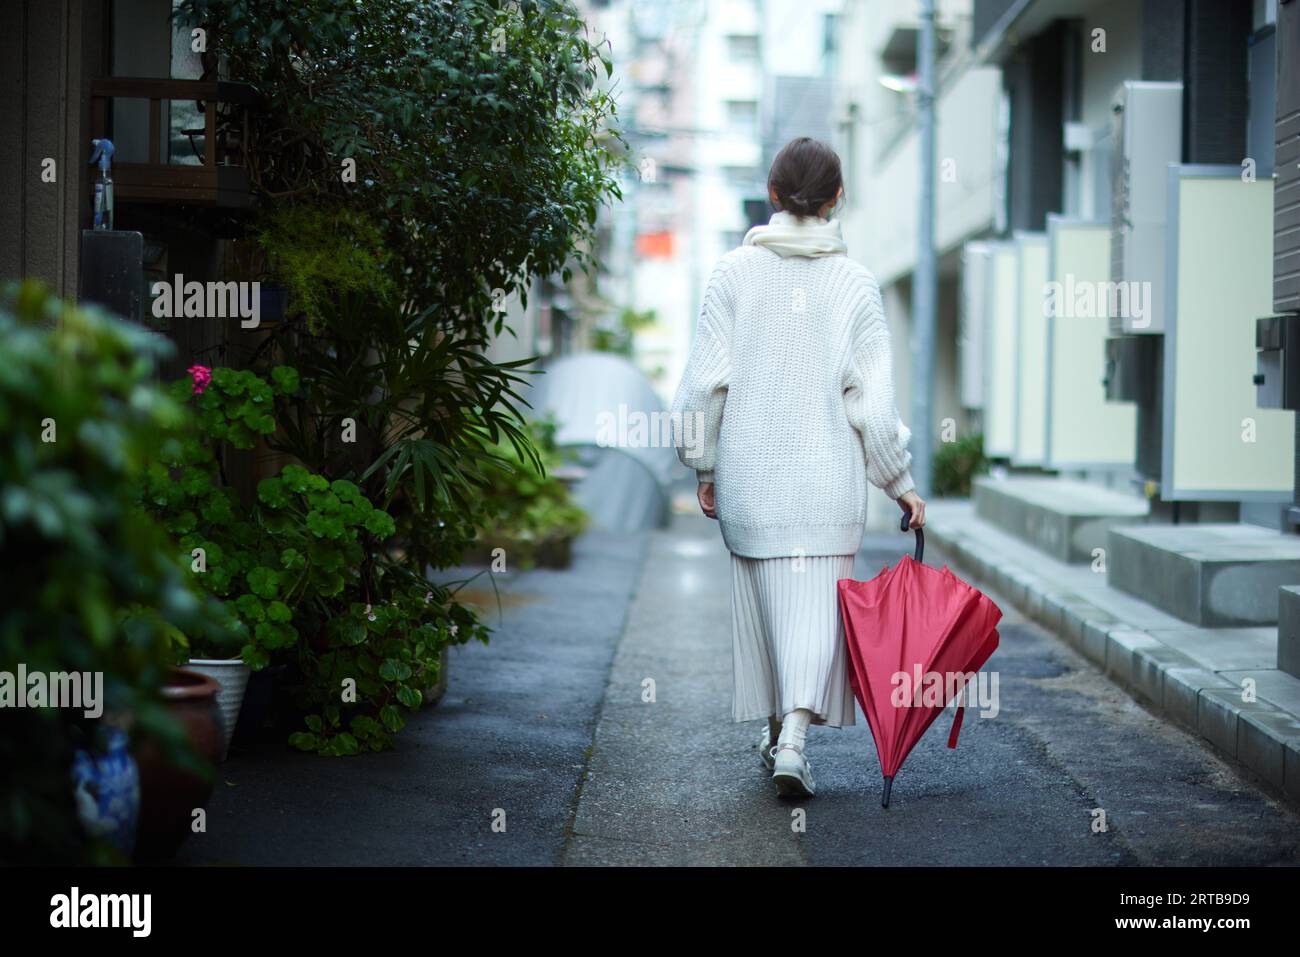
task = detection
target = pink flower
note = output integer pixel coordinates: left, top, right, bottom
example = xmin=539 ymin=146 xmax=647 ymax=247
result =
xmin=187 ymin=365 xmax=213 ymax=395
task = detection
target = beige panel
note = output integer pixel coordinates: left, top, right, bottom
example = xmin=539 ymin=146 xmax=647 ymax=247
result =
xmin=1046 ymin=223 xmax=1137 ymax=467
xmin=1169 ymin=176 xmax=1293 ymax=495
xmin=1013 ymin=235 xmax=1048 ymax=465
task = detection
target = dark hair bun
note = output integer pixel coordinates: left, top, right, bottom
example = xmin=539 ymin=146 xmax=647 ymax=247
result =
xmin=767 ymin=138 xmax=843 ymax=217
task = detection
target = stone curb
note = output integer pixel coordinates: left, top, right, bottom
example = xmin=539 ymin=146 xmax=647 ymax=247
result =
xmin=929 ymin=521 xmax=1300 ymax=807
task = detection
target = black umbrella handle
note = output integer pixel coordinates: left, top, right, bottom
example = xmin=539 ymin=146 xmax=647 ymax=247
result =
xmin=900 ymin=511 xmax=925 ymax=563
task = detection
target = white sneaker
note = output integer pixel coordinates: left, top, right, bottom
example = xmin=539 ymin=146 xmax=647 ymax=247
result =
xmin=772 ymin=744 xmax=815 ymax=798
xmin=758 ymin=724 xmax=779 ymax=771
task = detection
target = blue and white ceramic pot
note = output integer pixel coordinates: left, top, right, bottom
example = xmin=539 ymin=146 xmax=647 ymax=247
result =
xmin=71 ymin=726 xmax=140 ymax=856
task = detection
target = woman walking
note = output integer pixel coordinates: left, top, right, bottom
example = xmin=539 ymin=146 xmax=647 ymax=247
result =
xmin=671 ymin=137 xmax=926 ymax=798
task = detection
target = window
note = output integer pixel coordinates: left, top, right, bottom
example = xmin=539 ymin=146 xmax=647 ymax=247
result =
xmin=725 ymin=100 xmax=758 ymax=137
xmin=726 ymin=34 xmax=760 ymax=63
xmin=722 ymin=165 xmax=760 ymax=186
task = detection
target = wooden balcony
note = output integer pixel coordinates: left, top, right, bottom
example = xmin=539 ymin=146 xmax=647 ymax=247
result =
xmin=89 ymin=77 xmax=265 ymax=209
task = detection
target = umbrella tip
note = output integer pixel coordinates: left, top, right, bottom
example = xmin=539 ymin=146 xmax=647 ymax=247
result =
xmin=881 ymin=776 xmax=893 ymax=808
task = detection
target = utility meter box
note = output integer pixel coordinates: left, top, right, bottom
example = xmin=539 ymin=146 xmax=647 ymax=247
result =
xmin=1255 ymin=314 xmax=1300 ymax=410
xmin=1104 ymin=334 xmax=1158 ymax=404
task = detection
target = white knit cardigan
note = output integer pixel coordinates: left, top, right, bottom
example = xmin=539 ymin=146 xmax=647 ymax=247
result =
xmin=670 ymin=212 xmax=915 ymax=559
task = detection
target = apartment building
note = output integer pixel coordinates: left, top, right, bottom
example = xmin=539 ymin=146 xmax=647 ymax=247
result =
xmin=908 ymin=0 xmax=1300 ymax=796
xmin=830 ymin=0 xmax=1003 ymax=528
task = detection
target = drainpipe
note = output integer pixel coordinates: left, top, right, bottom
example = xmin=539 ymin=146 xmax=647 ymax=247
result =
xmin=912 ymin=0 xmax=938 ymax=497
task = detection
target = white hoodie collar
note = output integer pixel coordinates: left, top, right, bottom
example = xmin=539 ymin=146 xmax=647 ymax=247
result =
xmin=743 ymin=210 xmax=847 ymax=258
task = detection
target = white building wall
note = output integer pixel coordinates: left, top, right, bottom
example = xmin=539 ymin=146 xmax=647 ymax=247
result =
xmin=832 ymin=0 xmax=997 ymax=524
xmin=761 ymin=0 xmax=838 ymax=76
xmin=672 ymin=0 xmax=844 ymax=404
xmin=856 ymin=64 xmax=1001 ymax=285
xmin=692 ymin=0 xmax=763 ymax=307
xmin=605 ymin=0 xmax=705 ymax=403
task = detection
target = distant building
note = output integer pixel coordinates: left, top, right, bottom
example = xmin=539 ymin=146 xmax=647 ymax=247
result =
xmin=831 ymin=0 xmax=1002 ymax=528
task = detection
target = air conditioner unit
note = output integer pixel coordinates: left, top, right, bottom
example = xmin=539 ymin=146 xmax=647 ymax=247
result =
xmin=1109 ymin=81 xmax=1182 ymax=335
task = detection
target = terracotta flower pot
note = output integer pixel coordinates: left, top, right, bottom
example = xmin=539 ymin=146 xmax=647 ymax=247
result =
xmin=133 ymin=667 xmax=223 ymax=863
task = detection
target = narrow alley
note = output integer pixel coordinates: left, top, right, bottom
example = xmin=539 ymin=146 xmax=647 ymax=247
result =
xmin=176 ymin=508 xmax=1300 ymax=867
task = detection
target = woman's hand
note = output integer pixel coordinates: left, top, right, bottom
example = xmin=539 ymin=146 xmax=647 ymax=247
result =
xmin=697 ymin=481 xmax=718 ymax=520
xmin=897 ymin=489 xmax=926 ymax=529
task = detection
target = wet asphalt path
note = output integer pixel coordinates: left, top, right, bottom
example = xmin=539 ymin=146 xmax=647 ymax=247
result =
xmin=176 ymin=529 xmax=648 ymax=866
xmin=174 ymin=510 xmax=1299 ymax=866
xmin=563 ymin=513 xmax=1300 ymax=866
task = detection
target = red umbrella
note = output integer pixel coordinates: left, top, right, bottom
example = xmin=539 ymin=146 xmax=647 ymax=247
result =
xmin=837 ymin=514 xmax=1002 ymax=807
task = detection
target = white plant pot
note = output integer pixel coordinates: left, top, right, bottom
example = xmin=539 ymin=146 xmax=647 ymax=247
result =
xmin=186 ymin=659 xmax=251 ymax=761
xmin=422 ymin=647 xmax=450 ymax=708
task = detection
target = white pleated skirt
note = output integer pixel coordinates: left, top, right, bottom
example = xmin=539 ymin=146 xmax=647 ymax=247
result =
xmin=729 ymin=552 xmax=857 ymax=728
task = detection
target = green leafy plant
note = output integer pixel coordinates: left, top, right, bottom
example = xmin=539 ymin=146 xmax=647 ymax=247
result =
xmin=176 ymin=0 xmax=624 ymax=335
xmin=171 ymin=0 xmax=622 ymax=561
xmin=249 ymin=206 xmax=398 ymax=334
xmin=591 ymin=306 xmax=656 ymax=357
xmin=474 ymin=418 xmax=588 ymax=568
xmin=142 ymin=367 xmax=296 ymax=665
xmin=932 ymin=432 xmax=989 ymax=498
xmin=143 ymin=365 xmax=473 ymax=753
xmin=165 ymin=0 xmax=622 ymax=750
xmin=247 ymin=286 xmax=542 ymax=620
xmin=0 ymin=281 xmax=231 ymax=863
xmin=288 ymin=584 xmax=486 ymax=755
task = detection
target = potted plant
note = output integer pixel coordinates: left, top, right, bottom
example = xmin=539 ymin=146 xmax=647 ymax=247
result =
xmin=142 ymin=366 xmax=406 ymax=752
xmin=0 ymin=281 xmax=232 ymax=863
xmin=131 ymin=666 xmax=225 ymax=862
xmin=139 ymin=364 xmax=283 ymax=757
xmin=142 ymin=363 xmax=478 ymax=755
xmin=172 ymin=0 xmax=623 ymax=752
xmin=932 ymin=431 xmax=989 ymax=497
xmin=471 ymin=418 xmax=589 ymax=570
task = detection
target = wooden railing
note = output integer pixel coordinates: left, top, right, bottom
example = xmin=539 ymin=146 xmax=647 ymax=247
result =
xmin=89 ymin=77 xmax=265 ymax=208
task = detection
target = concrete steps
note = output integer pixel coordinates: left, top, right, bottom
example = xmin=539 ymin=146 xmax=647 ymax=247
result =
xmin=927 ymin=500 xmax=1300 ymax=807
xmin=1108 ymin=523 xmax=1300 ymax=627
xmin=1278 ymin=586 xmax=1300 ymax=679
xmin=973 ymin=475 xmax=1148 ymax=564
